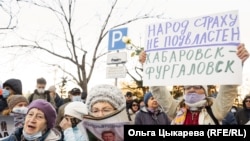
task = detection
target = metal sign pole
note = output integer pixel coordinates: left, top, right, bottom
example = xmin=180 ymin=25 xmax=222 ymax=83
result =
xmin=115 ymin=50 xmax=119 ymax=86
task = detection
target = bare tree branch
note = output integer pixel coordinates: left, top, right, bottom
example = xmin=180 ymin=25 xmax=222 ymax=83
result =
xmin=50 ymin=63 xmax=79 ymax=84
xmin=0 ymin=0 xmax=18 ymax=30
xmin=17 ymin=0 xmax=64 ymax=16
xmin=1 ymin=0 xmax=167 ymax=92
xmin=2 ymin=45 xmax=78 ymax=64
xmin=87 ymin=0 xmax=118 ymax=83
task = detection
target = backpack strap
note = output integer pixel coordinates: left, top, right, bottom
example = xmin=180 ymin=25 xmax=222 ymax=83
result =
xmin=47 ymin=93 xmax=50 ymax=102
xmin=29 ymin=94 xmax=34 ymax=103
xmin=205 ymin=106 xmax=219 ymax=125
xmin=45 ymin=90 xmax=51 ymax=102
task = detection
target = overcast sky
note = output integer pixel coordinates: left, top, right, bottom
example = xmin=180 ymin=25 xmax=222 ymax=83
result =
xmin=0 ymin=0 xmax=249 ymax=95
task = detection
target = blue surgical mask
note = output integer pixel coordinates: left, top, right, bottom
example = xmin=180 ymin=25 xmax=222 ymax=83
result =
xmin=22 ymin=130 xmax=42 ymax=141
xmin=2 ymin=89 xmax=10 ymax=98
xmin=72 ymin=95 xmax=82 ymax=102
xmin=231 ymin=108 xmax=237 ymax=113
xmin=184 ymin=93 xmax=206 ymax=104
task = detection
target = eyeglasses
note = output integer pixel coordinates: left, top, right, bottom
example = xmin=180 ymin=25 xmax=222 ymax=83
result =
xmin=132 ymin=104 xmax=138 ymax=106
xmin=38 ymin=87 xmax=45 ymax=89
xmin=245 ymin=100 xmax=250 ymax=103
xmin=184 ymin=85 xmax=202 ymax=90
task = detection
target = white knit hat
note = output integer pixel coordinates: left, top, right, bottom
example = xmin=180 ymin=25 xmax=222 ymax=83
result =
xmin=64 ymin=101 xmax=88 ymax=120
xmin=86 ymin=84 xmax=126 ymax=112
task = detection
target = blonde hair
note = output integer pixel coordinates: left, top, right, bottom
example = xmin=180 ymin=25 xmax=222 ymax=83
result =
xmin=2 ymin=108 xmax=11 ymax=116
xmin=1 ymin=95 xmax=14 ymax=115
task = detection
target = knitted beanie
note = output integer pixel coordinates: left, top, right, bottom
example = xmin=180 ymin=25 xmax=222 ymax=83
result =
xmin=27 ymin=99 xmax=57 ymax=129
xmin=7 ymin=95 xmax=29 ymax=110
xmin=143 ymin=92 xmax=153 ymax=107
xmin=48 ymin=85 xmax=56 ymax=92
xmin=86 ymin=84 xmax=126 ymax=112
xmin=64 ymin=101 xmax=88 ymax=120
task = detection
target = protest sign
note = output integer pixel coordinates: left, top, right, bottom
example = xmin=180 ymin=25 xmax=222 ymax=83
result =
xmin=0 ymin=116 xmax=14 ymax=139
xmin=143 ymin=10 xmax=241 ymax=86
xmin=79 ymin=109 xmax=129 ymax=141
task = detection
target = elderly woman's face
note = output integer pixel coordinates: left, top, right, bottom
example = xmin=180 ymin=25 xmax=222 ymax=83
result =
xmin=24 ymin=108 xmax=47 ymax=135
xmin=91 ymin=101 xmax=116 ymax=117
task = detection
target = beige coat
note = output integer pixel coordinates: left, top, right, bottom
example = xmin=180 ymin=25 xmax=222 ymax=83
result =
xmin=150 ymin=85 xmax=237 ymax=125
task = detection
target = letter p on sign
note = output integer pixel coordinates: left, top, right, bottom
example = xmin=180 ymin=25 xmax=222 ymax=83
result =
xmin=108 ymin=27 xmax=127 ymax=51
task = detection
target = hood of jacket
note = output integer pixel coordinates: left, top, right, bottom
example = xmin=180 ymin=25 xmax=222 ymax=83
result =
xmin=3 ymin=79 xmax=22 ymax=94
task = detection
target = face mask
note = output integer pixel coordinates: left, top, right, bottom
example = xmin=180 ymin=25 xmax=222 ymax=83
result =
xmin=37 ymin=88 xmax=45 ymax=94
xmin=23 ymin=130 xmax=42 ymax=141
xmin=72 ymin=95 xmax=82 ymax=102
xmin=184 ymin=93 xmax=206 ymax=104
xmin=231 ymin=108 xmax=237 ymax=113
xmin=12 ymin=107 xmax=28 ymax=114
xmin=1 ymin=89 xmax=10 ymax=98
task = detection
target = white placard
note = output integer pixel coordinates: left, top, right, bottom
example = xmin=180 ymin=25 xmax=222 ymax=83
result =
xmin=106 ymin=66 xmax=126 ymax=79
xmin=143 ymin=10 xmax=242 ymax=86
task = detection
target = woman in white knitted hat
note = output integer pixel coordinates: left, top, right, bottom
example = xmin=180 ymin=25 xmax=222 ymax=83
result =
xmin=78 ymin=84 xmax=130 ymax=141
xmin=59 ymin=101 xmax=88 ymax=141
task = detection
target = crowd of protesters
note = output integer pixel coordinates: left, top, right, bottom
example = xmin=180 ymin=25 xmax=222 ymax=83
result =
xmin=0 ymin=43 xmax=249 ymax=141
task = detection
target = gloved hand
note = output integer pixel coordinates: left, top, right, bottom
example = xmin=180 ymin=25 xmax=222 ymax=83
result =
xmin=0 ymin=88 xmax=10 ymax=98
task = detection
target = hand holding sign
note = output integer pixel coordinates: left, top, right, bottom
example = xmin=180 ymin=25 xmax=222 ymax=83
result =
xmin=236 ymin=43 xmax=249 ymax=63
xmin=139 ymin=51 xmax=147 ymax=64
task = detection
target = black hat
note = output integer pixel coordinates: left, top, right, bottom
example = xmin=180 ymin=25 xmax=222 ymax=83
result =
xmin=70 ymin=88 xmax=81 ymax=95
xmin=126 ymin=92 xmax=132 ymax=97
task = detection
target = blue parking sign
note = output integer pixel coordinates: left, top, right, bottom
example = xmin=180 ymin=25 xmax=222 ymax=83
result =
xmin=108 ymin=27 xmax=128 ymax=51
